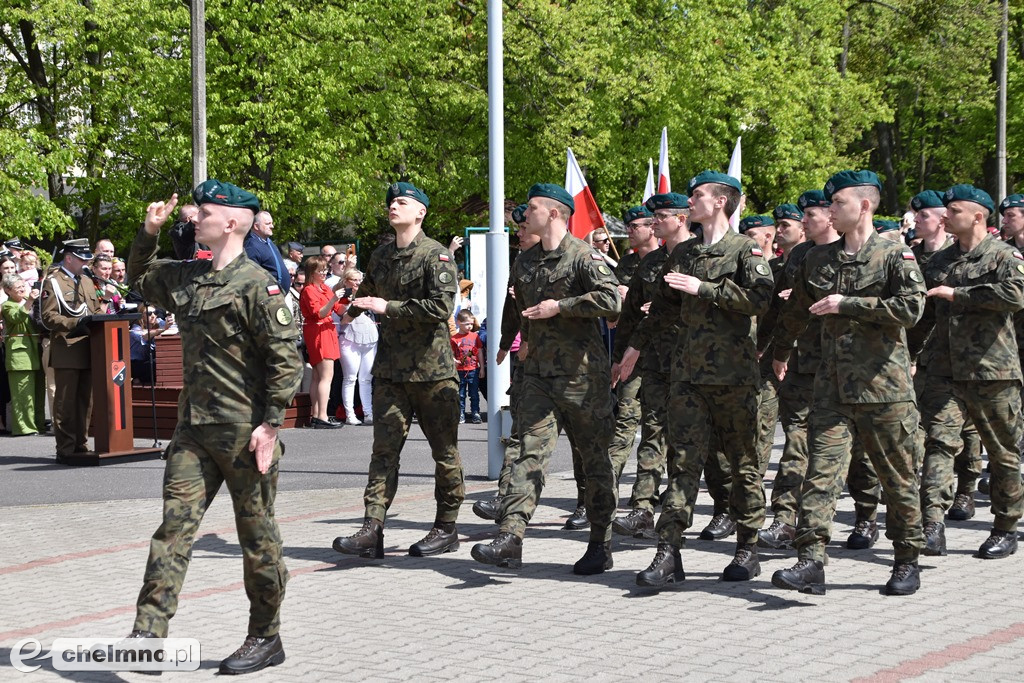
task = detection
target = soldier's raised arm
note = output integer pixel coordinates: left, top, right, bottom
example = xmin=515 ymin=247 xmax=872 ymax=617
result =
xmin=128 ymin=194 xmax=193 ymax=312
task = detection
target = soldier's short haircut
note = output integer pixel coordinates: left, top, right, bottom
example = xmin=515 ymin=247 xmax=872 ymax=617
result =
xmin=538 ymin=196 xmax=571 ymax=222
xmin=707 ymin=183 xmax=742 ymax=216
xmin=852 ymin=185 xmax=881 ymax=212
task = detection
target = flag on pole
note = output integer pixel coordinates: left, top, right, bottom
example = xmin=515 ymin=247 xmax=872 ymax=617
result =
xmin=658 ymin=127 xmax=671 ymax=193
xmin=565 ymin=148 xmax=605 ymax=239
xmin=643 ymin=158 xmax=655 ymax=202
xmin=727 ymin=136 xmax=742 ymax=231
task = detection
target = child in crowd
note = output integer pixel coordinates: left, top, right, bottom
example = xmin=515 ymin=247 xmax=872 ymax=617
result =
xmin=1 ymin=274 xmax=43 ymax=435
xmin=451 ymin=309 xmax=484 ymax=424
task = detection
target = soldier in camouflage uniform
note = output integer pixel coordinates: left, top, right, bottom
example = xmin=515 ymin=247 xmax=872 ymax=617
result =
xmin=914 ymin=185 xmax=1024 ymax=559
xmin=127 ymin=181 xmax=302 ymax=674
xmin=471 ymin=183 xmax=621 ymax=575
xmin=607 ymin=205 xmax=658 ymax=489
xmin=906 ymin=190 xmax=983 ymax=525
xmin=999 ymin=193 xmax=1024 ymax=481
xmin=611 ymin=193 xmax=692 ymax=537
xmin=332 ymin=182 xmax=464 ymax=560
xmin=635 ymin=171 xmax=775 ymax=588
xmin=771 ymin=170 xmax=926 ymax=597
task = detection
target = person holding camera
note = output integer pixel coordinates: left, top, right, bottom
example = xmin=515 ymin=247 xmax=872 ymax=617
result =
xmin=299 ymin=254 xmax=347 ymax=428
xmin=337 ymin=267 xmax=377 ymax=425
xmin=39 ymin=240 xmax=103 ymax=462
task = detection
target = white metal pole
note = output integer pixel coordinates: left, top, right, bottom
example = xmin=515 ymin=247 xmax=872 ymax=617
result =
xmin=485 ymin=0 xmax=509 ymax=480
xmin=191 ymin=0 xmax=207 ymax=187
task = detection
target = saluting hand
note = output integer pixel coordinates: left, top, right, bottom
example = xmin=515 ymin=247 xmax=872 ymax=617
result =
xmin=664 ymin=272 xmax=701 ymax=295
xmin=809 ymin=294 xmax=844 ymax=316
xmin=144 ymin=194 xmax=179 ymax=236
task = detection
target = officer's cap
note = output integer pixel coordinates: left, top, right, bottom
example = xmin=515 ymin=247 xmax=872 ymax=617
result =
xmin=910 ymin=190 xmax=944 ymax=211
xmin=527 ymin=183 xmax=575 ymax=215
xmin=3 ymin=238 xmax=25 ymax=251
xmin=688 ymin=170 xmax=742 ymax=195
xmin=943 ymin=184 xmax=994 ymax=214
xmin=62 ymin=238 xmax=94 ymax=261
xmin=192 ymin=179 xmax=261 ymax=213
xmin=386 ymin=181 xmax=429 ymax=209
xmin=823 ymin=170 xmax=882 ymax=202
xmin=773 ymin=204 xmax=804 ymax=222
xmin=286 ymin=241 xmax=304 ymax=252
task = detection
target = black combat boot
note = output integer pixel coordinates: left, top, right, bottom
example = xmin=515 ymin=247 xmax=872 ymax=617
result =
xmin=471 ymin=532 xmax=523 ymax=568
xmin=564 ymin=505 xmax=589 ymax=530
xmin=408 ymin=524 xmax=459 ymax=557
xmin=699 ymin=513 xmax=736 ymax=540
xmin=846 ymin=519 xmax=879 ymax=550
xmin=573 ymin=541 xmax=613 ymax=575
xmin=219 ymin=635 xmax=285 ymax=675
xmin=612 ymin=508 xmax=654 ymax=537
xmin=977 ymin=470 xmax=990 ymax=495
xmin=757 ymin=518 xmax=797 ymax=549
xmin=948 ymin=492 xmax=975 ymax=521
xmin=884 ymin=562 xmax=921 ymax=596
xmin=922 ymin=521 xmax=947 ymax=556
xmin=472 ymin=496 xmax=502 ymax=522
xmin=722 ymin=543 xmax=761 ymax=581
xmin=636 ymin=543 xmax=685 ymax=587
xmin=332 ymin=518 xmax=384 ymax=558
xmin=977 ymin=529 xmax=1018 ymax=559
xmin=771 ymin=558 xmax=826 ymax=595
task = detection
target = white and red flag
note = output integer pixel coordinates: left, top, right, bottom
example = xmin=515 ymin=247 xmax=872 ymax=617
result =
xmin=728 ymin=136 xmax=742 ymax=231
xmin=565 ymin=148 xmax=605 ymax=239
xmin=643 ymin=158 xmax=655 ymax=202
xmin=658 ymin=127 xmax=671 ymax=193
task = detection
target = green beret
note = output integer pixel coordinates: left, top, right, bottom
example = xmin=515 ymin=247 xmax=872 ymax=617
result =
xmin=511 ymin=203 xmax=528 ymax=224
xmin=910 ymin=190 xmax=944 ymax=211
xmin=644 ymin=192 xmax=689 ymax=212
xmin=823 ymin=170 xmax=882 ymax=201
xmin=773 ymin=204 xmax=804 ymax=222
xmin=998 ymin=194 xmax=1024 ymax=215
xmin=738 ymin=215 xmax=774 ymax=233
xmin=688 ymin=170 xmax=742 ymax=195
xmin=942 ymin=184 xmax=994 ymax=214
xmin=527 ymin=183 xmax=575 ymax=215
xmin=386 ymin=181 xmax=429 ymax=208
xmin=873 ymin=219 xmax=900 ymax=234
xmin=623 ymin=205 xmax=654 ymax=223
xmin=798 ymin=190 xmax=829 ymax=209
xmin=192 ymin=179 xmax=260 ymax=213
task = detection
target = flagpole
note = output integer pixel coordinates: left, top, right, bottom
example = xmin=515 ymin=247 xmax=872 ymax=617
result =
xmin=485 ymin=0 xmax=509 ymax=480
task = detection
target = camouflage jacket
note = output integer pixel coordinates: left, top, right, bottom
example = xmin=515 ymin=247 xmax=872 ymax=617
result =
xmin=772 ymin=232 xmax=925 ymax=404
xmin=40 ymin=265 xmax=104 ymax=369
xmin=497 ymin=282 xmax=520 ymax=352
xmin=611 ymin=246 xmax=670 ymax=373
xmin=1006 ymin=237 xmax=1024 ymax=370
xmin=513 ymin=232 xmax=620 ymax=377
xmin=347 ymin=230 xmax=457 ymax=382
xmin=128 ymin=229 xmax=302 ymax=428
xmin=916 ymin=235 xmax=1024 ymax=381
xmin=613 ymin=250 xmax=642 ymax=285
xmin=768 ymin=241 xmax=824 ymax=376
xmin=643 ymin=230 xmax=774 ymax=386
xmin=906 ymin=238 xmax=952 ymax=364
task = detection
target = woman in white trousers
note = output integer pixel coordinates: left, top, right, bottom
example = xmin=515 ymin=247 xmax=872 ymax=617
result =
xmin=338 ymin=268 xmax=378 ymax=425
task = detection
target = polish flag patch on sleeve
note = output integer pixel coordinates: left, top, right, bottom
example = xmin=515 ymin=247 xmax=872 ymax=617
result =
xmin=438 ymin=254 xmax=450 ymax=262
xmin=591 ymin=253 xmax=604 ymax=261
xmin=751 ymin=247 xmax=763 ymax=257
xmin=266 ymin=284 xmax=281 ymax=295
xmin=902 ymin=251 xmax=915 ymax=260
xmin=1013 ymin=251 xmax=1024 ymax=260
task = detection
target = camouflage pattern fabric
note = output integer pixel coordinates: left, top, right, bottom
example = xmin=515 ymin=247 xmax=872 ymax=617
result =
xmin=609 ymin=372 xmax=643 ymax=483
xmin=613 ymin=249 xmax=643 ymax=285
xmin=772 ymin=370 xmax=814 ymax=526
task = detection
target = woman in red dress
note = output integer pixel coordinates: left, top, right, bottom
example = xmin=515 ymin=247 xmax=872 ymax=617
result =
xmin=299 ymin=255 xmax=347 ymax=428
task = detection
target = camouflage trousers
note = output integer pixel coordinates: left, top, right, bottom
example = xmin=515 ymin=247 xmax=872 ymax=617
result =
xmin=497 ymin=360 xmax=525 ymax=497
xmin=755 ymin=375 xmax=780 ymax=481
xmin=135 ymin=423 xmax=287 ymax=638
xmin=915 ymin=369 xmax=983 ymax=494
xmin=656 ymin=382 xmax=763 ymax=546
xmin=705 ymin=445 xmax=733 ymax=515
xmin=795 ymin=400 xmax=923 ymax=563
xmin=609 ymin=372 xmax=643 ymax=483
xmin=617 ymin=369 xmax=668 ymax=513
xmin=920 ymin=377 xmax=1023 ymax=531
xmin=763 ymin=371 xmax=881 ymax=528
xmin=365 ymin=378 xmax=464 ymax=524
xmin=499 ymin=372 xmax=615 ymax=542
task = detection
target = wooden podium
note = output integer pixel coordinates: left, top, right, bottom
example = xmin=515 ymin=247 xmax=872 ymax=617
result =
xmin=64 ymin=313 xmax=164 ymax=465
